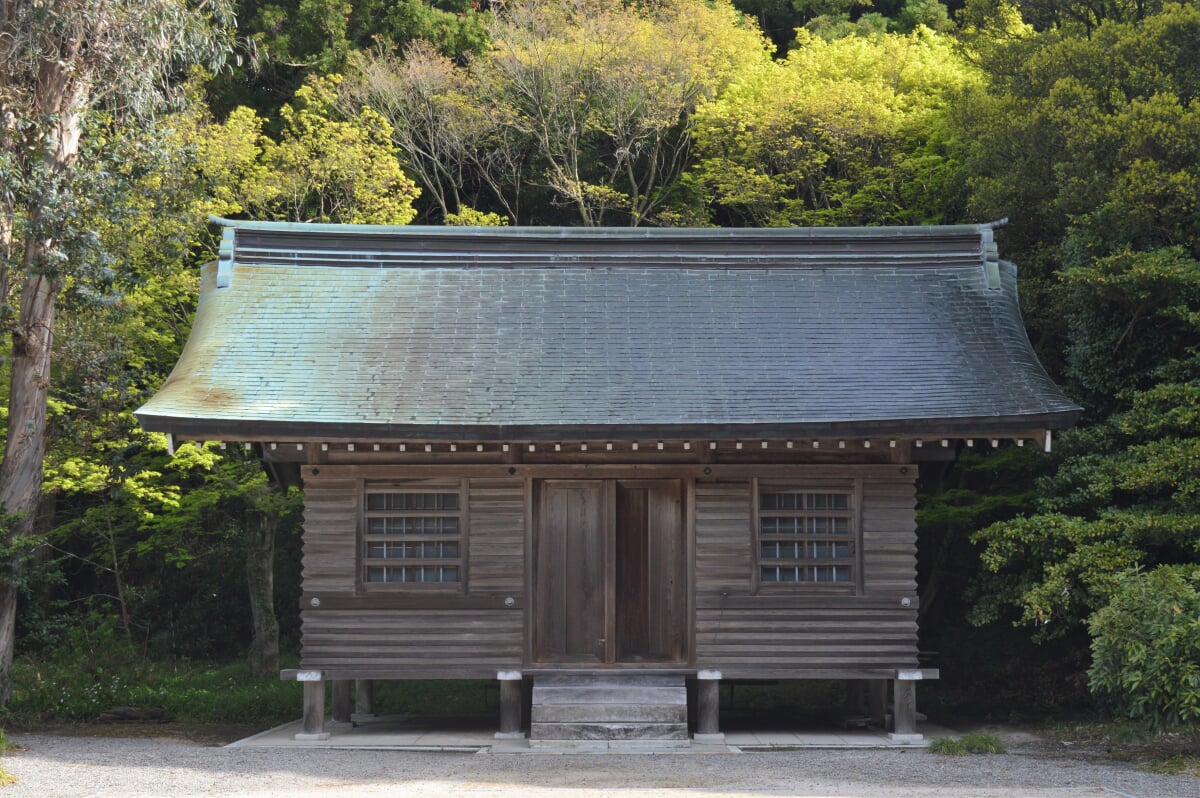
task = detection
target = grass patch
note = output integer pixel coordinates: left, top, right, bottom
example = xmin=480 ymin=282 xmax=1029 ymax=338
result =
xmin=1040 ymin=719 xmax=1199 ymax=775
xmin=1143 ymin=756 xmax=1200 ymax=777
xmin=929 ymin=733 xmax=1006 ymax=756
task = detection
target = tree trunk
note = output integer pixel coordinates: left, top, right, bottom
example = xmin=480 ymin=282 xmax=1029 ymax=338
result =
xmin=0 ymin=268 xmax=62 ymax=702
xmin=245 ymin=508 xmax=279 ymax=677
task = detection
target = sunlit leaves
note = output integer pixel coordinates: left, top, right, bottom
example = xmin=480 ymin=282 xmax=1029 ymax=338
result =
xmin=477 ymin=0 xmax=772 ymax=226
xmin=690 ymin=26 xmax=979 ymax=226
xmin=263 ymin=75 xmax=421 ymax=224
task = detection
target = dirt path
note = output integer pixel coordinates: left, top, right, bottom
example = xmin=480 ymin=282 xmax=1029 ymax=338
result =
xmin=1 ymin=728 xmax=1196 ymax=798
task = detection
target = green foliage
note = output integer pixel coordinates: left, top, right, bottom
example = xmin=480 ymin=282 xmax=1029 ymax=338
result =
xmin=5 ymin=610 xmax=306 ymax=724
xmin=4 ymin=609 xmax=493 ymax=724
xmin=1088 ymin=565 xmax=1200 ymax=731
xmin=928 ymin=732 xmax=1007 ymax=755
xmin=208 ymin=0 xmax=493 ymax=117
xmin=481 ymin=0 xmax=773 ymax=225
xmin=1061 ymin=248 xmax=1200 ymax=413
xmin=690 ymin=26 xmax=978 ymax=226
xmin=262 ymin=75 xmax=421 ymax=224
xmin=958 ymin=8 xmax=1200 ymax=733
xmin=445 ymin=207 xmax=509 ymax=226
xmin=971 ymin=380 xmax=1200 ymax=638
xmin=6 ymin=648 xmax=303 ymax=725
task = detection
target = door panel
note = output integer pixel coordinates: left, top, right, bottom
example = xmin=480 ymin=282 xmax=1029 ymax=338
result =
xmin=617 ymin=480 xmax=685 ymax=662
xmin=534 ymin=478 xmax=686 ymax=665
xmin=535 ymin=480 xmax=607 ymax=662
xmin=615 ymin=484 xmax=649 ymax=660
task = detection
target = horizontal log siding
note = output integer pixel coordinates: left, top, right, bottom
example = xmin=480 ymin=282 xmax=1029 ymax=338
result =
xmin=298 ymin=475 xmax=524 ymax=676
xmin=300 ymin=478 xmax=358 ymax=592
xmin=466 ymin=479 xmax=525 ymax=593
xmin=299 ymin=609 xmax=522 ymax=678
xmin=694 ymin=476 xmax=919 ymax=677
xmin=861 ymin=479 xmax=919 ymax=596
xmin=694 ymin=481 xmax=754 ymax=591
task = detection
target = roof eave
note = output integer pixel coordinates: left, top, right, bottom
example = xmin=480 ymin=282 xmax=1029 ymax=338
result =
xmin=134 ymin=410 xmax=1082 ymax=443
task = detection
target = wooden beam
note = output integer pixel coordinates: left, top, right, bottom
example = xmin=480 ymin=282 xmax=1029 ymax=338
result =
xmin=303 ymin=463 xmax=916 ymax=480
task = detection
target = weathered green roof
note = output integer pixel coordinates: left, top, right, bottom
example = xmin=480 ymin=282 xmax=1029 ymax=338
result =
xmin=135 ymin=220 xmax=1080 ymax=441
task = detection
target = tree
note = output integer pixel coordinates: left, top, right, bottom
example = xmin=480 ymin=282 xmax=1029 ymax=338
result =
xmin=479 ymin=0 xmax=772 ymax=225
xmin=207 ymin=0 xmax=493 ymax=118
xmin=342 ymin=43 xmax=521 ymax=222
xmin=0 ymin=0 xmax=233 ymax=703
xmin=960 ymin=7 xmax=1200 ymax=688
xmin=260 ymin=75 xmax=421 ymax=224
xmin=689 ymin=26 xmax=978 ymax=226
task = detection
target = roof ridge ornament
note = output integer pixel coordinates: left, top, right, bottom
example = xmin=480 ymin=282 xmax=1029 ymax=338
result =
xmin=217 ymin=227 xmax=235 ymax=289
xmin=981 ymin=224 xmax=1002 ymax=290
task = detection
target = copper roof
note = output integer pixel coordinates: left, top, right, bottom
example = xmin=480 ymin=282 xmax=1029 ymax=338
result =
xmin=135 ymin=220 xmax=1080 ymax=440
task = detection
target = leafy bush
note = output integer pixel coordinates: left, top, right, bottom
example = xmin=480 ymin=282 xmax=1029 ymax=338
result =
xmin=1088 ymin=565 xmax=1200 ymax=732
xmin=5 ymin=655 xmax=304 ymax=725
xmin=4 ymin=612 xmax=495 ymax=725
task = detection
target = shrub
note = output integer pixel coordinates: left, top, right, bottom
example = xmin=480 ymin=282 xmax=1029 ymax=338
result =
xmin=929 ymin=733 xmax=1005 ymax=755
xmin=1088 ymin=565 xmax=1200 ymax=732
xmin=928 ymin=736 xmax=968 ymax=755
xmin=959 ymin=732 xmax=1006 ymax=754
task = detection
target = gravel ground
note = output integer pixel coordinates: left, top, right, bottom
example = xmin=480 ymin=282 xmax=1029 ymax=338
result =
xmin=1 ymin=729 xmax=1196 ymax=798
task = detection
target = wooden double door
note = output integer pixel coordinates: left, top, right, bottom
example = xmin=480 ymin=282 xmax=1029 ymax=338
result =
xmin=533 ymin=479 xmax=687 ymax=664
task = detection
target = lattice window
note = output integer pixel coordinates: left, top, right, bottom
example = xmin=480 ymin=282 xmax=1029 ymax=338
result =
xmin=758 ymin=488 xmax=857 ymax=586
xmin=362 ymin=487 xmax=462 ymax=585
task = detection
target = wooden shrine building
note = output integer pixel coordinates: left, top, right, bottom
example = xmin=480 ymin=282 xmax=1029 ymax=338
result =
xmin=136 ymin=220 xmax=1079 ymax=745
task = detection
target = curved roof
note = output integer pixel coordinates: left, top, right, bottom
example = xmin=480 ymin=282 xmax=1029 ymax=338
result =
xmin=135 ymin=220 xmax=1080 ymax=441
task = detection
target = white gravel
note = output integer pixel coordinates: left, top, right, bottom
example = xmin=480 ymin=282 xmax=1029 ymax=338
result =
xmin=1 ymin=731 xmax=1196 ymax=798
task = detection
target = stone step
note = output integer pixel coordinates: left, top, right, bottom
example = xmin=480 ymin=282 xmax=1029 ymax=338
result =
xmin=530 ymin=722 xmax=689 ymax=741
xmin=532 ymin=702 xmax=688 ymax=724
xmin=532 ymin=685 xmax=686 ymax=705
xmin=533 ymin=673 xmax=683 ymax=687
xmin=529 ymin=674 xmax=691 ymax=742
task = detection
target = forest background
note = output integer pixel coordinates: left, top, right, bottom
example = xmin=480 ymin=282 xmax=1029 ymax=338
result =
xmin=0 ymin=0 xmax=1198 ymax=733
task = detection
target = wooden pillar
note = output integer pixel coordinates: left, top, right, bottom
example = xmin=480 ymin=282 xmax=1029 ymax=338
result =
xmin=330 ymin=679 xmax=353 ymax=726
xmin=845 ymin=680 xmax=867 ymax=715
xmin=888 ymin=675 xmax=923 ymax=742
xmin=868 ymin=679 xmax=889 ymax=729
xmin=295 ymin=678 xmax=330 ymax=741
xmin=353 ymin=679 xmax=375 ymax=721
xmin=694 ymin=670 xmax=724 ymax=743
xmin=495 ymin=671 xmax=524 ymax=739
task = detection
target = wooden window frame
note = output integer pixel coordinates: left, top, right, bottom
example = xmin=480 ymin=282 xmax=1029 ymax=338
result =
xmin=753 ymin=478 xmax=862 ymax=595
xmin=358 ymin=479 xmax=468 ymax=592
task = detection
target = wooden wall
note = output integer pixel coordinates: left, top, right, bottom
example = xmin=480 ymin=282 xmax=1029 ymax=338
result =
xmin=298 ymin=472 xmax=525 ymax=678
xmin=296 ymin=464 xmax=919 ymax=680
xmin=694 ymin=476 xmax=919 ymax=678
